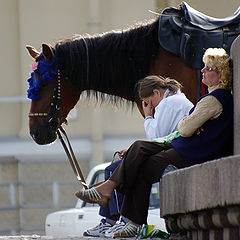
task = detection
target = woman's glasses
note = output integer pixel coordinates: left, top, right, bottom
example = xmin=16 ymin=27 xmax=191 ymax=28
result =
xmin=203 ymin=65 xmax=219 ymax=73
xmin=204 ymin=65 xmax=213 ymax=71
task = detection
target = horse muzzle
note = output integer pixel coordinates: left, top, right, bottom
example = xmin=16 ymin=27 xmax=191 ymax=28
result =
xmin=30 ymin=121 xmax=58 ymax=145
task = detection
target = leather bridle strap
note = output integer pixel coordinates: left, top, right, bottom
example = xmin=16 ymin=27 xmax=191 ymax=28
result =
xmin=57 ymin=125 xmax=88 ymax=189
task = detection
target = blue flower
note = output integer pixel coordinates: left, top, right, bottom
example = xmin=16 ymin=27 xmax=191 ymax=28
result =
xmin=27 ymin=54 xmax=57 ymax=100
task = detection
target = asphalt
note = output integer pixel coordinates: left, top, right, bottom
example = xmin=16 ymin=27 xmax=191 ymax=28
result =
xmin=0 ymin=236 xmax=136 ymax=240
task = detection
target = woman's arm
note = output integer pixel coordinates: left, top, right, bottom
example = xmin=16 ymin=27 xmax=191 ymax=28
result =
xmin=178 ymin=95 xmax=223 ymax=137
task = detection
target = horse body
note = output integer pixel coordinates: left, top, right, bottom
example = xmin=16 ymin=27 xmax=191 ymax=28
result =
xmin=27 ymin=18 xmax=197 ymax=145
xmin=149 ymin=46 xmax=197 ymax=101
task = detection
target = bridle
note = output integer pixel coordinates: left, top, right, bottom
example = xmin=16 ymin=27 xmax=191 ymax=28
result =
xmin=28 ymin=66 xmax=88 ymax=189
xmin=28 ymin=69 xmax=66 ymax=127
xmin=28 ymin=37 xmax=90 ymax=125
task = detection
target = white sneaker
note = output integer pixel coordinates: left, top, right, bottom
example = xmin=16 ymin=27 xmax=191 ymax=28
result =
xmin=113 ymin=222 xmax=139 ymax=238
xmin=83 ymin=218 xmax=112 ymax=237
xmin=104 ymin=218 xmax=126 ymax=238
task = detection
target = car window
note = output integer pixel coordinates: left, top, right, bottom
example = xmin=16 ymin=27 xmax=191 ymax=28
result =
xmin=91 ymin=170 xmax=105 ymax=185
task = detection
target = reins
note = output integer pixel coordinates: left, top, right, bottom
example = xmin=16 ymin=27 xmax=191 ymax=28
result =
xmin=29 ymin=67 xmax=88 ymax=189
xmin=57 ymin=126 xmax=88 ymax=189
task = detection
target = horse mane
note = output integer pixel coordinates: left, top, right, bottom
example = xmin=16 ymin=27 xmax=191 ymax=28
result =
xmin=54 ymin=18 xmax=159 ymax=105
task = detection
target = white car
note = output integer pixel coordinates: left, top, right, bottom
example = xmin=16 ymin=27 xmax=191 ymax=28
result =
xmin=45 ymin=162 xmax=167 ymax=237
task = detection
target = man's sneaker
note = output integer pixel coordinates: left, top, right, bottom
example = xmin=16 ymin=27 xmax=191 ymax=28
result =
xmin=113 ymin=222 xmax=140 ymax=238
xmin=83 ymin=218 xmax=112 ymax=237
xmin=104 ymin=218 xmax=126 ymax=238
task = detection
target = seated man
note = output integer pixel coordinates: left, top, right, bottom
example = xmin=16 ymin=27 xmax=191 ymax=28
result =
xmin=81 ymin=75 xmax=193 ymax=237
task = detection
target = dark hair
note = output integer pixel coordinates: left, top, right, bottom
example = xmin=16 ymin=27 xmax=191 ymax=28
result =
xmin=136 ymin=75 xmax=183 ymax=99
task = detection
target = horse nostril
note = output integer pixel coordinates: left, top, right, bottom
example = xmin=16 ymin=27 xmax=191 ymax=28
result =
xmin=34 ymin=130 xmax=39 ymax=139
xmin=30 ymin=128 xmax=41 ymax=143
xmin=32 ymin=134 xmax=36 ymax=141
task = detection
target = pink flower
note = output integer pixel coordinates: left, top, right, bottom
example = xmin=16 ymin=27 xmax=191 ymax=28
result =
xmin=31 ymin=62 xmax=38 ymax=71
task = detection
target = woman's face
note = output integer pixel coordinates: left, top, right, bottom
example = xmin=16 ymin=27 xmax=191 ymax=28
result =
xmin=142 ymin=89 xmax=163 ymax=107
xmin=201 ymin=64 xmax=221 ymax=87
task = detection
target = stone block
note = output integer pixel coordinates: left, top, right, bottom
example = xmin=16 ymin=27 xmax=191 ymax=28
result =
xmin=20 ymin=184 xmax=52 ymax=206
xmin=0 ymin=186 xmax=10 ymax=206
xmin=58 ymin=183 xmax=80 ymax=206
xmin=0 ymin=209 xmax=20 ymax=229
xmin=18 ymin=161 xmax=89 ymax=182
xmin=160 ymin=155 xmax=240 ymax=216
xmin=0 ymin=157 xmax=18 ymax=183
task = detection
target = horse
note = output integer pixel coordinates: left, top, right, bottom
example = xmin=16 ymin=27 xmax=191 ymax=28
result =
xmin=26 ymin=17 xmax=198 ymax=145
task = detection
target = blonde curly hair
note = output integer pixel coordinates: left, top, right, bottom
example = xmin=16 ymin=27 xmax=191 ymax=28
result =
xmin=203 ymin=48 xmax=232 ymax=90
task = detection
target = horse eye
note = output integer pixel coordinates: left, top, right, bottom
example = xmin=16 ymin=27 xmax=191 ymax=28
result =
xmin=41 ymin=82 xmax=48 ymax=88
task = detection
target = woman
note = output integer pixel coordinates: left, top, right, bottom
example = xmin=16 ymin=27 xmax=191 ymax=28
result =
xmin=139 ymin=75 xmax=193 ymax=140
xmin=76 ymin=48 xmax=233 ymax=238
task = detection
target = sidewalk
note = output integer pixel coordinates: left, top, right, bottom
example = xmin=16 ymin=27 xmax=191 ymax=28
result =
xmin=0 ymin=236 xmax=104 ymax=240
xmin=0 ymin=236 xmax=136 ymax=240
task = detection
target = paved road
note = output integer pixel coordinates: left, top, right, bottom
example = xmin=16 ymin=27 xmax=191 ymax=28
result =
xmin=0 ymin=236 xmax=103 ymax=240
xmin=0 ymin=236 xmax=136 ymax=240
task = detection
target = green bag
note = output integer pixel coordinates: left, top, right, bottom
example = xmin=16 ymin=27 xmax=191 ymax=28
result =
xmin=152 ymin=131 xmax=180 ymax=144
xmin=136 ymin=224 xmax=170 ymax=239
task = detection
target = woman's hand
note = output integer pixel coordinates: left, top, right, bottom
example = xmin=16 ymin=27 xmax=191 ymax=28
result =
xmin=142 ymin=100 xmax=154 ymax=117
xmin=195 ymin=127 xmax=204 ymax=135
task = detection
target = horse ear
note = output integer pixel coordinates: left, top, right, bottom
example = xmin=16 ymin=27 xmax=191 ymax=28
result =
xmin=42 ymin=43 xmax=54 ymax=61
xmin=26 ymin=45 xmax=40 ymax=59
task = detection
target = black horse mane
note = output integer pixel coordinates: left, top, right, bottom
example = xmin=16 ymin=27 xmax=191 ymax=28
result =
xmin=54 ymin=18 xmax=159 ymax=105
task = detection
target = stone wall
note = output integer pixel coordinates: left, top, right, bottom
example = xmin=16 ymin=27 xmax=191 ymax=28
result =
xmin=160 ymin=156 xmax=240 ymax=240
xmin=0 ymin=157 xmax=89 ymax=236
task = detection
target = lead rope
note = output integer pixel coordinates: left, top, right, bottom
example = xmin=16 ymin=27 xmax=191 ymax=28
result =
xmin=57 ymin=126 xmax=88 ymax=189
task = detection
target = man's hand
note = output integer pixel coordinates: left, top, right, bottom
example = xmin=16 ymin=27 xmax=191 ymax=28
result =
xmin=142 ymin=100 xmax=154 ymax=117
xmin=117 ymin=149 xmax=127 ymax=159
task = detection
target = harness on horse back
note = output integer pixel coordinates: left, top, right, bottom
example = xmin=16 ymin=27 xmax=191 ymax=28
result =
xmin=158 ymin=1 xmax=240 ymax=69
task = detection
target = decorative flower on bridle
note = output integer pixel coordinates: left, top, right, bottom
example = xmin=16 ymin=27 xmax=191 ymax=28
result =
xmin=31 ymin=62 xmax=38 ymax=71
xmin=27 ymin=54 xmax=57 ymax=100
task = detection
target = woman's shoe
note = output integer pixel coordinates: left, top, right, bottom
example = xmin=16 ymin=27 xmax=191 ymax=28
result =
xmin=113 ymin=222 xmax=140 ymax=238
xmin=75 ymin=187 xmax=109 ymax=208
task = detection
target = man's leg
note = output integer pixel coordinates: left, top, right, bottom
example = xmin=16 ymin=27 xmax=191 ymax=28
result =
xmin=84 ymin=160 xmax=124 ymax=236
xmin=110 ymin=140 xmax=174 ymax=194
xmin=99 ymin=160 xmax=123 ymax=220
xmin=110 ymin=140 xmax=191 ymax=225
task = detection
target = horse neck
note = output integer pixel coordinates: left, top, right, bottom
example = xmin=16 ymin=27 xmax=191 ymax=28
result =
xmin=55 ymin=18 xmax=159 ymax=103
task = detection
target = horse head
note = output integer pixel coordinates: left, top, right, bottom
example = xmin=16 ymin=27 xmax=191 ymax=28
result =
xmin=26 ymin=44 xmax=80 ymax=145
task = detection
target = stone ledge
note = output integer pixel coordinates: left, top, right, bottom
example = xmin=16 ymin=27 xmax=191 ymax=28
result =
xmin=160 ymin=155 xmax=240 ymax=216
xmin=160 ymin=155 xmax=240 ymax=239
